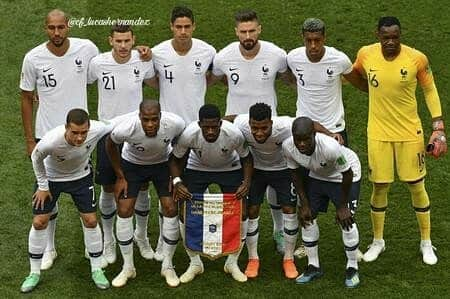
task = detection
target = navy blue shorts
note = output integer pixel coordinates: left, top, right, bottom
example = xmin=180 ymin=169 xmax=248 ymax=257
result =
xmin=33 ymin=172 xmax=96 ymax=215
xmin=182 ymin=168 xmax=244 ymax=194
xmin=121 ymin=159 xmax=170 ymax=198
xmin=248 ymin=169 xmax=296 ymax=207
xmin=306 ymin=177 xmax=360 ymax=218
xmin=95 ymin=135 xmax=122 ymax=186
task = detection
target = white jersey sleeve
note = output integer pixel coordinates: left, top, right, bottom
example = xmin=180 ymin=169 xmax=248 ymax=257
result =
xmin=172 ymin=122 xmax=194 ymax=159
xmin=31 ymin=138 xmax=53 ymax=190
xmin=282 ymin=138 xmax=302 ymax=170
xmin=20 ymin=53 xmax=37 ymax=91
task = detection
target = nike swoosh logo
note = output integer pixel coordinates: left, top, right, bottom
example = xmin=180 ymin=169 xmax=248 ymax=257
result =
xmin=43 ymin=68 xmax=52 ymax=72
xmin=229 ymin=67 xmax=238 ymax=71
xmin=102 ymin=71 xmax=111 ymax=75
xmin=295 ymin=68 xmax=303 ymax=72
xmin=164 ymin=64 xmax=173 ymax=68
xmin=369 ymin=69 xmax=378 ymax=72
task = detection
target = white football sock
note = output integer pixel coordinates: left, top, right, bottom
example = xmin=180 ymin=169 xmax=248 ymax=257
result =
xmin=45 ymin=204 xmax=57 ymax=252
xmin=162 ymin=216 xmax=179 ymax=269
xmin=99 ymin=189 xmax=116 ymax=244
xmin=29 ymin=226 xmax=47 ymax=274
xmin=302 ymin=219 xmax=320 ymax=268
xmin=82 ymin=223 xmax=103 ymax=272
xmin=155 ymin=201 xmax=164 ymax=253
xmin=134 ymin=190 xmax=150 ymax=240
xmin=342 ymin=223 xmax=359 ymax=270
xmin=267 ymin=187 xmax=283 ymax=234
xmin=246 ymin=217 xmax=259 ymax=259
xmin=283 ymin=213 xmax=298 ymax=260
xmin=116 ymin=215 xmax=134 ymax=270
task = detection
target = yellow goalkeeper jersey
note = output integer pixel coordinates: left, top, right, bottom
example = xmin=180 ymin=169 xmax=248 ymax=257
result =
xmin=353 ymin=43 xmax=436 ymax=141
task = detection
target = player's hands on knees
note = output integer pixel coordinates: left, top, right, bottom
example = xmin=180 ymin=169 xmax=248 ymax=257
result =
xmin=336 ymin=206 xmax=354 ymax=231
xmin=298 ymin=205 xmax=313 ymax=228
xmin=427 ymin=130 xmax=447 ymax=159
xmin=135 ymin=45 xmax=152 ymax=61
xmin=235 ymin=181 xmax=250 ymax=200
xmin=332 ymin=133 xmax=344 ymax=145
xmin=114 ymin=176 xmax=128 ymax=200
xmin=32 ymin=189 xmax=52 ymax=210
xmin=173 ymin=182 xmax=192 ymax=201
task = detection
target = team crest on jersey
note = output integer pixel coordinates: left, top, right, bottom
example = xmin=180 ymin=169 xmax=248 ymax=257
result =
xmin=326 ymin=66 xmax=336 ymax=82
xmin=132 ymin=142 xmax=145 ymax=152
xmin=221 ymin=147 xmax=229 ymax=154
xmin=319 ymin=161 xmax=327 ymax=167
xmin=400 ymin=68 xmax=408 ymax=82
xmin=134 ymin=68 xmax=141 ymax=82
xmin=163 ymin=137 xmax=171 ymax=144
xmin=193 ymin=59 xmax=203 ymax=74
xmin=75 ymin=58 xmax=84 ymax=72
xmin=261 ymin=64 xmax=269 ymax=80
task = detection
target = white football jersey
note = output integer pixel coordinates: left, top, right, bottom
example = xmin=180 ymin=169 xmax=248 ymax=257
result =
xmin=283 ymin=133 xmax=361 ymax=183
xmin=20 ymin=38 xmax=99 ymax=138
xmin=287 ymin=46 xmax=352 ymax=133
xmin=110 ymin=111 xmax=185 ymax=165
xmin=234 ymin=114 xmax=292 ymax=171
xmin=172 ymin=120 xmax=249 ymax=171
xmin=88 ymin=50 xmax=155 ymax=121
xmin=152 ymin=38 xmax=216 ymax=123
xmin=213 ymin=41 xmax=287 ymax=115
xmin=32 ymin=121 xmax=111 ymax=190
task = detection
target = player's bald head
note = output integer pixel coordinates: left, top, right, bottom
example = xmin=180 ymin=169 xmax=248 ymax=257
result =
xmin=292 ymin=117 xmax=314 ymax=137
xmin=139 ymin=99 xmax=160 ymax=113
xmin=45 ymin=9 xmax=68 ymax=25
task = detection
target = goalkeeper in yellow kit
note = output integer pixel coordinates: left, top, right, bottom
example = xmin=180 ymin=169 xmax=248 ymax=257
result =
xmin=353 ymin=16 xmax=447 ymax=265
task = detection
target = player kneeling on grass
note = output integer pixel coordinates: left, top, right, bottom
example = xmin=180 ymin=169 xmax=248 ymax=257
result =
xmin=21 ymin=109 xmax=112 ymax=293
xmin=106 ymin=100 xmax=185 ymax=288
xmin=283 ymin=117 xmax=361 ymax=288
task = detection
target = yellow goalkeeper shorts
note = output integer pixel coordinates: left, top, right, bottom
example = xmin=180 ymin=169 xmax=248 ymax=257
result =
xmin=368 ymin=137 xmax=426 ymax=183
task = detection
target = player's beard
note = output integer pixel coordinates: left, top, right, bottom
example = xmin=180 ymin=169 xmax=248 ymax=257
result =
xmin=240 ymin=38 xmax=257 ymax=51
xmin=51 ymin=36 xmax=67 ymax=48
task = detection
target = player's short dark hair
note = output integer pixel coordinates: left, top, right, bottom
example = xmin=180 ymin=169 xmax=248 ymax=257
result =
xmin=139 ymin=99 xmax=160 ymax=112
xmin=66 ymin=108 xmax=89 ymax=126
xmin=302 ymin=18 xmax=325 ymax=35
xmin=378 ymin=16 xmax=401 ymax=30
xmin=249 ymin=103 xmax=272 ymax=121
xmin=171 ymin=6 xmax=194 ymax=23
xmin=234 ymin=9 xmax=258 ymax=24
xmin=110 ymin=24 xmax=133 ymax=36
xmin=199 ymin=104 xmax=220 ymax=121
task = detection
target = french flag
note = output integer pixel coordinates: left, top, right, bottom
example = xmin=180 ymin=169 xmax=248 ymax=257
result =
xmin=185 ymin=193 xmax=241 ymax=259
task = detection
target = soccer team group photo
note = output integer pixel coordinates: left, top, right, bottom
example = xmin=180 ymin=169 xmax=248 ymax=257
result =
xmin=4 ymin=1 xmax=450 ymax=297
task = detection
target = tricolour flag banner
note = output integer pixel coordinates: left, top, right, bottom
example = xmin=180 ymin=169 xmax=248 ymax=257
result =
xmin=184 ymin=193 xmax=241 ymax=259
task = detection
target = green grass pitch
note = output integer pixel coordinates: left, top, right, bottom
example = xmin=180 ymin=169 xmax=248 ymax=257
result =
xmin=1 ymin=0 xmax=450 ymax=297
